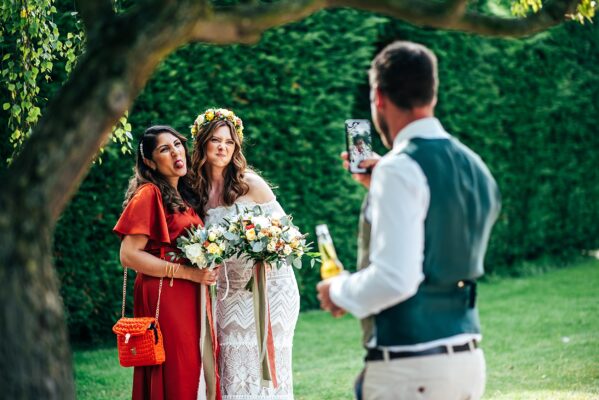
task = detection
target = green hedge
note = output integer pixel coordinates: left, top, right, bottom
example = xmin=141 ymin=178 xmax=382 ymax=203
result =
xmin=47 ymin=9 xmax=599 ymax=343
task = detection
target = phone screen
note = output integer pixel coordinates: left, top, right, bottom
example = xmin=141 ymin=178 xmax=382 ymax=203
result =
xmin=345 ymin=119 xmax=373 ymax=174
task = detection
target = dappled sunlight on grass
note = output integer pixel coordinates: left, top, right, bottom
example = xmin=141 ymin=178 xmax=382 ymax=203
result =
xmin=75 ymin=259 xmax=599 ymax=399
xmin=486 ymin=390 xmax=599 ymax=400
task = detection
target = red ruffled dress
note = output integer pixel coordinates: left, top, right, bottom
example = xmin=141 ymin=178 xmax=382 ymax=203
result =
xmin=114 ymin=183 xmax=218 ymax=400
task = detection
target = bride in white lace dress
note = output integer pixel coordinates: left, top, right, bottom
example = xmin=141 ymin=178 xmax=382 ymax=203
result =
xmin=190 ymin=109 xmax=300 ymax=400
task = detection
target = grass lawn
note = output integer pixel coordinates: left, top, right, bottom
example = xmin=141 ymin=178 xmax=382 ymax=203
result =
xmin=74 ymin=258 xmax=599 ymax=399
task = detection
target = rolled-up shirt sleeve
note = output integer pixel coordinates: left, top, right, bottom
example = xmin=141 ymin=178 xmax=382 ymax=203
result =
xmin=329 ymin=154 xmax=429 ymax=319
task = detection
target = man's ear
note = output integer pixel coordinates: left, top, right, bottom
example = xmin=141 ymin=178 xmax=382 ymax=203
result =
xmin=143 ymin=158 xmax=156 ymax=171
xmin=374 ymin=87 xmax=386 ymax=110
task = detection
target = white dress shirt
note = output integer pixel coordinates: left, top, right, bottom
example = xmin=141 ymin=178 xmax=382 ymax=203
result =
xmin=329 ymin=117 xmax=481 ymax=350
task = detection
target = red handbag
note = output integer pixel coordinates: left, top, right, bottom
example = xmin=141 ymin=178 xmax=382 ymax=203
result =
xmin=112 ymin=268 xmax=165 ymax=367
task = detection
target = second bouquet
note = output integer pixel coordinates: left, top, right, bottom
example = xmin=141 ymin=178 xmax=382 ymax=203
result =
xmin=174 ymin=223 xmax=234 ymax=400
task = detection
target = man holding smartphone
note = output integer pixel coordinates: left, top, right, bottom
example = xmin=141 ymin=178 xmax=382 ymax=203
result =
xmin=317 ymin=41 xmax=501 ymax=399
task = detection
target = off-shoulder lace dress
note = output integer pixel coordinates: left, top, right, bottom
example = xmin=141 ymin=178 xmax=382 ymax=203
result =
xmin=205 ymin=199 xmax=300 ymax=400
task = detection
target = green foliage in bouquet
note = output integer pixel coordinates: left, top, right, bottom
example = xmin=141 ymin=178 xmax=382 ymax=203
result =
xmin=175 ymin=224 xmax=234 ymax=268
xmin=222 ymin=204 xmax=318 ymax=271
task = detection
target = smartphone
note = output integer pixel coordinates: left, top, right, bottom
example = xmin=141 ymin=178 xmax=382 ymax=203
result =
xmin=345 ymin=119 xmax=374 ymax=174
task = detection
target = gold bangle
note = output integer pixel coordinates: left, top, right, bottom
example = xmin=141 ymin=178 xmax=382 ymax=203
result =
xmin=169 ymin=262 xmax=175 ymax=287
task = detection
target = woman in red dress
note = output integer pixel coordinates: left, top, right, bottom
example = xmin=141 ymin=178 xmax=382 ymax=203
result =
xmin=114 ymin=125 xmax=219 ymax=400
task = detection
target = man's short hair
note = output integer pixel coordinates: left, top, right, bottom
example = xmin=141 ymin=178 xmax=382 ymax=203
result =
xmin=369 ymin=41 xmax=438 ymax=110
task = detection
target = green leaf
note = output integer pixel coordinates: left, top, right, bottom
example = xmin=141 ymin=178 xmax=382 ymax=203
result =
xmin=2 ymin=103 xmax=10 ymax=110
xmin=292 ymin=257 xmax=302 ymax=269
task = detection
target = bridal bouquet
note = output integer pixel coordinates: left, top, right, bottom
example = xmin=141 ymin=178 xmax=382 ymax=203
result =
xmin=223 ymin=205 xmax=317 ymax=271
xmin=223 ymin=205 xmax=316 ymax=389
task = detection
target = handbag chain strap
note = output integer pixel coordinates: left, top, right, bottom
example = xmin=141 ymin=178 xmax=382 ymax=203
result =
xmin=121 ymin=267 xmax=164 ymax=321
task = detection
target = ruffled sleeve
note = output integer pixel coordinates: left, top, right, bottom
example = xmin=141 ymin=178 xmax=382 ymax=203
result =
xmin=256 ymin=198 xmax=285 ymax=216
xmin=113 ymin=183 xmax=171 ymax=244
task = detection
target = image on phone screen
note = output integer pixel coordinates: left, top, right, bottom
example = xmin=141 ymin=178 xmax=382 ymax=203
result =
xmin=345 ymin=119 xmax=373 ymax=174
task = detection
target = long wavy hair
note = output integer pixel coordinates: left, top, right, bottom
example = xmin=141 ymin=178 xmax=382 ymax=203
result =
xmin=123 ymin=125 xmax=200 ymax=213
xmin=191 ymin=119 xmax=249 ymax=218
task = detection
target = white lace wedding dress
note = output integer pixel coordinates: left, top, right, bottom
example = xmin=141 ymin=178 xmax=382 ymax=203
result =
xmin=205 ymin=199 xmax=300 ymax=400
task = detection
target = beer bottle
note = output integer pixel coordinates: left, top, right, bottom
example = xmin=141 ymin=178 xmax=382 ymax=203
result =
xmin=316 ymin=224 xmax=344 ymax=279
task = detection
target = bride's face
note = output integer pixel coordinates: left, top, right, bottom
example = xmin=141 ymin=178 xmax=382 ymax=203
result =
xmin=206 ymin=125 xmax=236 ymax=169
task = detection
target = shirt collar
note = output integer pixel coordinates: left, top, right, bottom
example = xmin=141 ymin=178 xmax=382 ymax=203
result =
xmin=392 ymin=117 xmax=450 ymax=151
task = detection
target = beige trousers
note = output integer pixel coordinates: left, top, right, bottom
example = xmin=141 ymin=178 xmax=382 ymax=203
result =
xmin=361 ymin=349 xmax=486 ymax=400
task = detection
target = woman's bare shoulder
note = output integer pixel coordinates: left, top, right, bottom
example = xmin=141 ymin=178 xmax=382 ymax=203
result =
xmin=244 ymin=171 xmax=275 ymax=204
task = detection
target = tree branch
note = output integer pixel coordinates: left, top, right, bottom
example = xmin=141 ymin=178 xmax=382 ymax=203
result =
xmin=188 ymin=0 xmax=580 ymax=43
xmin=456 ymin=0 xmax=580 ymax=36
xmin=190 ymin=0 xmax=328 ymax=44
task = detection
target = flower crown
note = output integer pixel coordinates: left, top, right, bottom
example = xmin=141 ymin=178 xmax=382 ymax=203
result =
xmin=191 ymin=108 xmax=244 ymax=142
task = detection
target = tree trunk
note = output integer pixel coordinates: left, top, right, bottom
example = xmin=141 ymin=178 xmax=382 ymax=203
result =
xmin=0 ymin=196 xmax=74 ymax=399
xmin=0 ymin=2 xmax=205 ymax=396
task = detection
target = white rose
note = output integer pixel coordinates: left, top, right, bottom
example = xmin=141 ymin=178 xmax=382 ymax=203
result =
xmin=283 ymin=245 xmax=292 ymax=255
xmin=208 ymin=232 xmax=217 ymax=242
xmin=267 ymin=241 xmax=277 ymax=252
xmin=252 ymin=216 xmax=271 ymax=229
xmin=287 ymin=227 xmax=301 ymax=239
xmin=184 ymin=243 xmax=206 ymax=267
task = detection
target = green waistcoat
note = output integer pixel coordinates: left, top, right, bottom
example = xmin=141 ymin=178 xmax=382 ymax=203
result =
xmin=374 ymin=137 xmax=501 ymax=346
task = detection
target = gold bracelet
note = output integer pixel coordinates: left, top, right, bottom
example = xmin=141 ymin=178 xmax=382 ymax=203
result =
xmin=169 ymin=262 xmax=175 ymax=287
xmin=164 ymin=261 xmax=170 ymax=278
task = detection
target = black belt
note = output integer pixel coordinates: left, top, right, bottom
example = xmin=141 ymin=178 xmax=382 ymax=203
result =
xmin=365 ymin=340 xmax=478 ymax=362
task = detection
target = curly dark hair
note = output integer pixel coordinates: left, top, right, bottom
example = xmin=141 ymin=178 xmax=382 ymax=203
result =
xmin=123 ymin=125 xmax=200 ymax=213
xmin=190 ymin=119 xmax=249 ymax=219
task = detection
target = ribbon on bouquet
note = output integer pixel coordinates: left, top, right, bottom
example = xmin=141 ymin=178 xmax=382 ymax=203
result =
xmin=197 ymin=283 xmax=221 ymax=400
xmin=252 ymin=261 xmax=278 ymax=389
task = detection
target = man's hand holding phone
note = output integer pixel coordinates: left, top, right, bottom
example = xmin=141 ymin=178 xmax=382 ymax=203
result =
xmin=341 ymin=151 xmax=380 ymax=189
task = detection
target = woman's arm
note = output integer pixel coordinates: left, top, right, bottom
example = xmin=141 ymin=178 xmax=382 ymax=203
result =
xmin=120 ymin=234 xmax=218 ymax=285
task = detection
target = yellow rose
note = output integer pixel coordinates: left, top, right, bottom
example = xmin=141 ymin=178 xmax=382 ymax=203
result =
xmin=205 ymin=110 xmax=215 ymax=121
xmin=208 ymin=232 xmax=217 ymax=242
xmin=290 ymin=239 xmax=300 ymax=249
xmin=283 ymin=245 xmax=293 ymax=256
xmin=207 ymin=243 xmax=221 ymax=255
xmin=246 ymin=228 xmax=257 ymax=241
